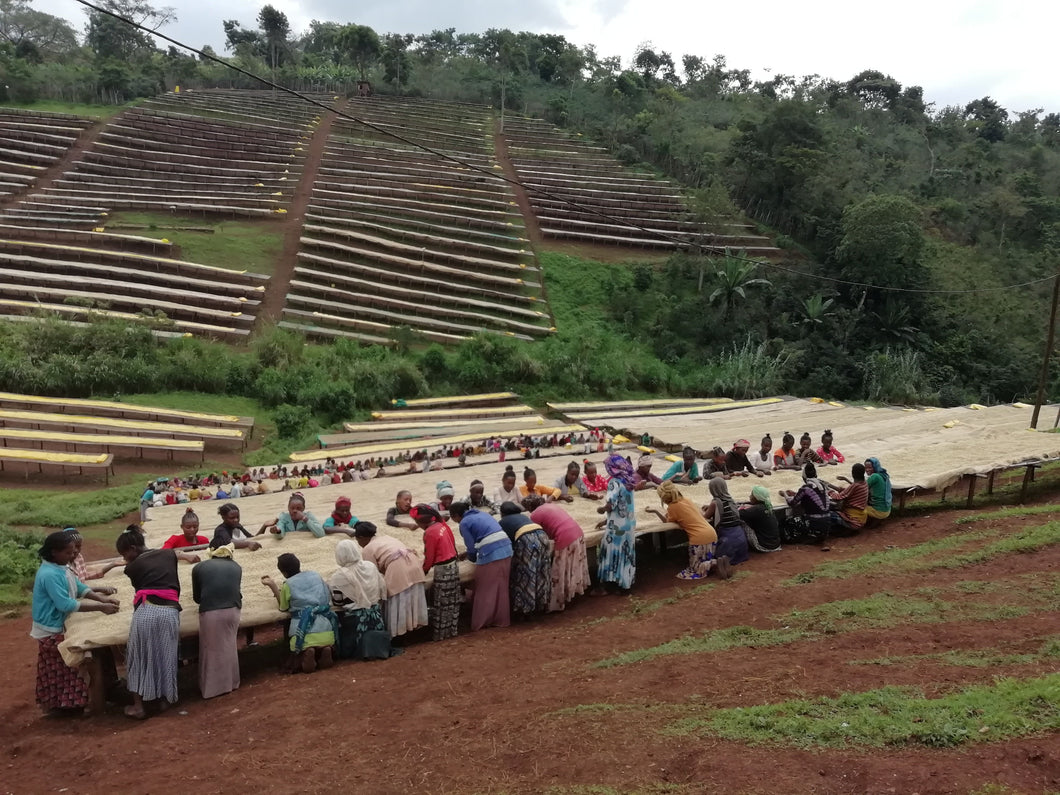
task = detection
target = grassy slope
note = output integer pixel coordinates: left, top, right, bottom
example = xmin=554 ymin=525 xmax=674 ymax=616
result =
xmin=104 ymin=212 xmax=285 ymax=276
xmin=0 ymin=100 xmax=134 ymax=120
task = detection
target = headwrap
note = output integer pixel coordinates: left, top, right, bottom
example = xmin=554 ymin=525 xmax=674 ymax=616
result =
xmin=657 ymin=481 xmax=683 ymax=505
xmin=207 ymin=543 xmax=235 ymax=559
xmin=637 ymin=453 xmax=653 ymax=469
xmin=604 ymin=454 xmax=635 ymax=489
xmin=750 ymin=485 xmax=772 ymax=510
xmin=330 ymin=539 xmax=385 ymax=609
xmin=866 ymin=457 xmax=892 ymax=511
xmin=331 ymin=496 xmax=353 ymax=525
xmin=410 ymin=503 xmax=443 ymax=524
xmin=708 ymin=476 xmax=741 ymax=527
xmin=733 ymin=439 xmax=750 ymax=450
xmin=436 ymin=480 xmax=454 ymax=499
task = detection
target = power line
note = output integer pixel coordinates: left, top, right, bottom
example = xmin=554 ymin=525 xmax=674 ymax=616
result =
xmin=69 ymin=0 xmax=1055 ymax=297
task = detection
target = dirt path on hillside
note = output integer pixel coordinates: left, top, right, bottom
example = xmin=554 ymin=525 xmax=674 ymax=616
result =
xmin=257 ymin=98 xmax=348 ymax=326
xmin=0 ymin=117 xmax=107 ymax=213
xmin=1 ymin=503 xmax=1058 ymax=794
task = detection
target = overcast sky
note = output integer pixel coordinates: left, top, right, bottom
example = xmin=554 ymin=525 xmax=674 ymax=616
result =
xmin=39 ymin=0 xmax=1057 ymax=114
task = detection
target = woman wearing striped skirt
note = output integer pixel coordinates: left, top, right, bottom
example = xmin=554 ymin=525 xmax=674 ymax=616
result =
xmin=498 ymin=502 xmax=551 ymax=617
xmin=117 ymin=527 xmax=199 ymax=720
xmin=410 ymin=504 xmax=461 ymax=640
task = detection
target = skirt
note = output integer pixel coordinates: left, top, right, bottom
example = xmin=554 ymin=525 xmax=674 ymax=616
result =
xmin=715 ymin=524 xmax=749 ymax=565
xmin=510 ymin=529 xmax=551 ymax=615
xmin=337 ymin=604 xmax=389 ymax=659
xmin=596 ymin=526 xmax=636 ymax=590
xmin=36 ymin=634 xmax=88 ymax=711
xmin=384 ymin=583 xmax=429 ymax=638
xmin=197 ymin=607 xmax=240 ymax=699
xmin=127 ymin=603 xmax=180 ymax=703
xmin=865 ymin=505 xmax=891 ymax=520
xmin=677 ymin=542 xmax=718 ymax=580
xmin=471 ymin=558 xmax=511 ymax=631
xmin=429 ymin=560 xmax=461 ymax=641
xmin=549 ymin=537 xmax=590 ymax=611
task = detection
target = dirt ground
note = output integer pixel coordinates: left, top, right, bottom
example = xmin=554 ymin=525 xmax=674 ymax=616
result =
xmin=2 ymin=501 xmax=1059 ymax=794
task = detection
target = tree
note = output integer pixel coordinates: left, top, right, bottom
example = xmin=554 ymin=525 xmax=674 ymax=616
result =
xmin=835 ymin=194 xmax=928 ymax=313
xmin=0 ymin=0 xmax=78 ymax=60
xmin=964 ymin=96 xmax=1008 ymax=142
xmin=256 ymin=4 xmax=289 ymax=72
xmin=845 ymin=68 xmax=901 ymax=109
xmin=708 ymin=254 xmax=772 ymax=316
xmin=338 ymin=23 xmax=380 ymax=80
xmin=84 ymin=0 xmax=173 ymax=62
xmin=381 ymin=32 xmax=412 ymax=89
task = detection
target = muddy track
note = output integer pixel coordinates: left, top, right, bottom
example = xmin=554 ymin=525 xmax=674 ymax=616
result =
xmin=257 ymin=98 xmax=348 ymax=327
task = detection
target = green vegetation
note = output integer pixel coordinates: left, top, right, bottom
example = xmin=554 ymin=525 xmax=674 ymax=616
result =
xmin=106 ymin=213 xmax=285 ymax=276
xmin=5 ymin=4 xmax=1059 ymax=405
xmin=955 ymin=503 xmax=1060 ymax=524
xmin=0 ymin=482 xmax=141 ymax=528
xmin=0 ymin=99 xmax=133 ymax=119
xmin=594 ymin=586 xmax=1048 ymax=668
xmin=665 ymin=674 xmax=1060 ymax=748
xmin=850 ymin=635 xmax=1060 ymax=668
xmin=0 ymin=526 xmax=45 ymax=606
xmin=788 ymin=520 xmax=1060 ymax=584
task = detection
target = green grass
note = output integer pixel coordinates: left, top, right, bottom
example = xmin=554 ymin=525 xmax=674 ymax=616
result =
xmin=105 ymin=213 xmax=285 ymax=276
xmin=665 ymin=674 xmax=1060 ymax=748
xmin=0 ymin=526 xmax=46 ymax=606
xmin=954 ymin=503 xmax=1060 ymax=525
xmin=0 ymin=482 xmax=141 ymax=528
xmin=849 ymin=635 xmax=1060 ymax=669
xmin=594 ymin=586 xmax=1047 ymax=668
xmin=787 ymin=519 xmax=1060 ymax=585
xmin=116 ymin=391 xmax=264 ymax=418
xmin=1 ymin=99 xmax=136 ymax=120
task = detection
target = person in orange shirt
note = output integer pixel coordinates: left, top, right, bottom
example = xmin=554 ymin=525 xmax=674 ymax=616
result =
xmin=646 ymin=482 xmax=731 ymax=580
xmin=519 ymin=467 xmax=560 ymax=501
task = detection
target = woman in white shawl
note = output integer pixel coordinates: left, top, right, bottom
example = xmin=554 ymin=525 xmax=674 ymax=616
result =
xmin=328 ymin=540 xmax=397 ymax=660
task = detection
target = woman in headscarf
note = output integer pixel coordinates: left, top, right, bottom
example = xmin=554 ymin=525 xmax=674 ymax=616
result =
xmin=524 ymin=495 xmax=590 ymax=611
xmin=191 ymin=538 xmax=242 ymax=699
xmin=328 ymin=539 xmax=395 ymax=659
xmin=594 ymin=455 xmax=638 ymax=593
xmin=262 ymin=553 xmax=337 ymax=674
xmin=462 ymin=479 xmax=497 ymax=515
xmin=782 ymin=463 xmax=832 ymax=521
xmin=863 ymin=457 xmax=892 ymax=521
xmin=702 ymin=477 xmax=750 ymax=565
xmin=498 ymin=501 xmax=552 ymax=618
xmin=410 ymin=504 xmax=461 ymax=641
xmin=353 ymin=522 xmax=428 ymax=639
xmin=647 ymin=482 xmax=730 ymax=579
xmin=433 ymin=481 xmax=456 ymax=515
xmin=739 ymin=485 xmax=782 ymax=552
xmin=31 ymin=532 xmax=119 ymax=715
xmin=324 ymin=496 xmax=359 ymax=532
xmin=726 ymin=440 xmax=763 ymax=477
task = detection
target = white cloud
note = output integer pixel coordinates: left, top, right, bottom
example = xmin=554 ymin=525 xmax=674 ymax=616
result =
xmin=31 ymin=0 xmax=1059 ymax=112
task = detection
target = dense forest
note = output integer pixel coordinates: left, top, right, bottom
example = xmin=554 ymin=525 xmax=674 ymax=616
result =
xmin=2 ymin=0 xmax=1060 ymax=407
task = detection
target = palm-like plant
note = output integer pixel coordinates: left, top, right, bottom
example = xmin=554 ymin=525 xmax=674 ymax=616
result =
xmin=799 ymin=294 xmax=837 ymax=328
xmin=708 ymin=252 xmax=772 ymax=316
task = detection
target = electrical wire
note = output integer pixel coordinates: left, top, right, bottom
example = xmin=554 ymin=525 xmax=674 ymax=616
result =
xmin=69 ymin=0 xmax=1057 ymax=296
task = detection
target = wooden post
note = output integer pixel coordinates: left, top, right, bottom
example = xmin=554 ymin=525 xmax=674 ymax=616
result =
xmin=966 ymin=475 xmax=977 ymax=508
xmin=84 ymin=654 xmax=105 ymax=716
xmin=1021 ymin=465 xmax=1034 ymax=502
xmin=987 ymin=470 xmax=996 ymax=495
xmin=1031 ymin=272 xmax=1060 ymax=429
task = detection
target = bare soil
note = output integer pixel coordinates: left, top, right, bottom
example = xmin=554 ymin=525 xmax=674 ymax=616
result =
xmin=2 ymin=503 xmax=1058 ymax=794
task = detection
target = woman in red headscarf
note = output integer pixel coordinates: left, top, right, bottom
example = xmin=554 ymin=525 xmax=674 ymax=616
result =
xmin=324 ymin=497 xmax=358 ymax=532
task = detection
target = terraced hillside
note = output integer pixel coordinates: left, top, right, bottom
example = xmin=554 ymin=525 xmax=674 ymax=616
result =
xmin=0 ymin=90 xmax=335 ymax=339
xmin=503 ymin=116 xmax=780 ymax=255
xmin=0 ymin=108 xmax=94 ymax=212
xmin=280 ymin=95 xmax=556 ymax=346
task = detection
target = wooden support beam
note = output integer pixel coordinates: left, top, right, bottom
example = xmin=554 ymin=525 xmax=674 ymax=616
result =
xmin=966 ymin=474 xmax=977 ymax=508
xmin=987 ymin=470 xmax=997 ymax=495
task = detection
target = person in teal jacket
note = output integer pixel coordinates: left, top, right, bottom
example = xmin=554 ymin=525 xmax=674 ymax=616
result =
xmin=31 ymin=532 xmax=119 ymax=714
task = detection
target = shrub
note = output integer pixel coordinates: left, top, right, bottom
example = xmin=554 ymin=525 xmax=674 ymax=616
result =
xmin=273 ymin=404 xmax=306 ymax=439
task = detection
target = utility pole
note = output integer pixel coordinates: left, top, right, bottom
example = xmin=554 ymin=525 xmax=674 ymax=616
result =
xmin=1030 ymin=272 xmax=1060 ymax=429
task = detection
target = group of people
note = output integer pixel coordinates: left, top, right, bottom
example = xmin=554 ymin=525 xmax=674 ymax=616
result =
xmin=35 ymin=426 xmax=893 ymax=719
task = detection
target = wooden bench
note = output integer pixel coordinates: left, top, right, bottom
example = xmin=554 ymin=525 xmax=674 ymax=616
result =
xmin=0 ymin=427 xmax=204 ymax=462
xmin=0 ymin=448 xmax=114 ymax=483
xmin=0 ymin=391 xmax=253 ymax=430
xmin=0 ymin=408 xmax=247 ymax=446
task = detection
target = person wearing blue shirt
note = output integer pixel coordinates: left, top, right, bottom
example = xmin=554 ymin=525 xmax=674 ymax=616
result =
xmin=661 ymin=447 xmax=702 ymax=485
xmin=450 ymin=502 xmax=512 ymax=631
xmin=31 ymin=532 xmax=119 ymax=714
